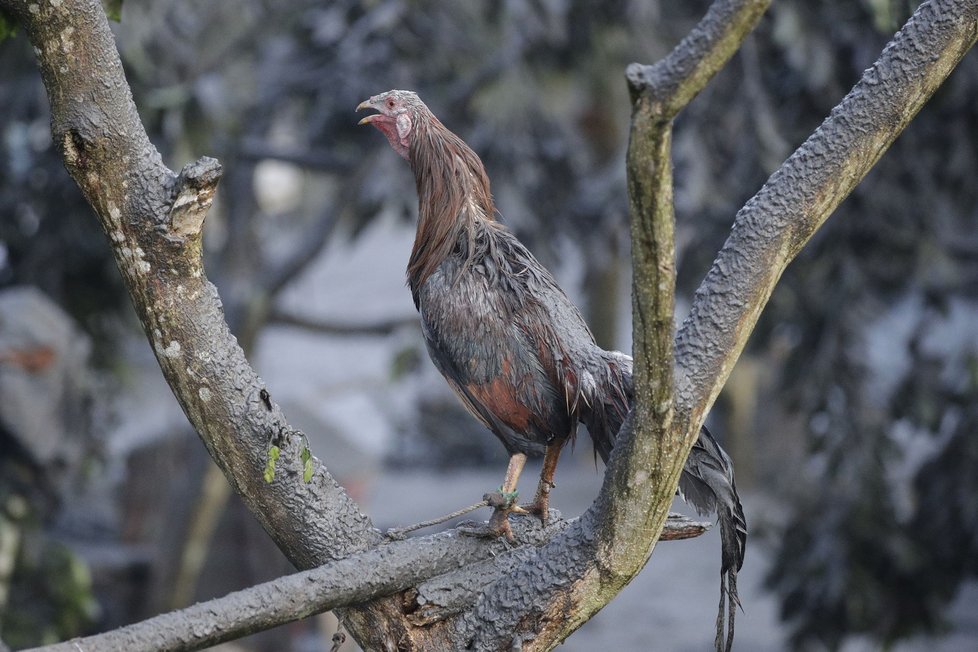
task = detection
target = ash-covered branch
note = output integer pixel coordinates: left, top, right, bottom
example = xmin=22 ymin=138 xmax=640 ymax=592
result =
xmin=600 ymin=0 xmax=769 ymax=610
xmin=24 ymin=522 xmax=544 ymax=652
xmin=619 ymin=0 xmax=771 ymax=531
xmin=23 ymin=510 xmax=703 ymax=652
xmin=675 ymin=0 xmax=978 ymax=423
xmin=1 ymin=0 xmax=375 ymax=566
xmin=407 ymin=513 xmax=708 ymax=628
xmin=626 ymin=0 xmax=772 ymax=118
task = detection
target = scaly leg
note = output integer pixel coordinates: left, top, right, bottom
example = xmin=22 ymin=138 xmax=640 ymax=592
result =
xmin=525 ymin=441 xmax=564 ymax=524
xmin=487 ymin=452 xmax=527 ymax=541
xmin=501 ymin=452 xmax=526 ymax=495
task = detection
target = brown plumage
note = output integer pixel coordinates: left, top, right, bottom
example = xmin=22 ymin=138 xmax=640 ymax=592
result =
xmin=359 ymin=90 xmax=746 ymax=651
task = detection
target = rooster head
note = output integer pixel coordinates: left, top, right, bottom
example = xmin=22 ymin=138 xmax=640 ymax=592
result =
xmin=357 ymin=90 xmax=426 ymax=160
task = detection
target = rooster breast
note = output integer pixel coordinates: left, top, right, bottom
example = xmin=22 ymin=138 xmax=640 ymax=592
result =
xmin=412 ymin=224 xmax=593 ymax=457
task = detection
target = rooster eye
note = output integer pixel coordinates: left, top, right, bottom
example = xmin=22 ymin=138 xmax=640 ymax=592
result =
xmin=386 ymin=99 xmax=395 ymax=109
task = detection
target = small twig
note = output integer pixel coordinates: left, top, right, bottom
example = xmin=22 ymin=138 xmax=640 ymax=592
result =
xmin=239 ymin=138 xmax=354 ymax=172
xmin=385 ymin=500 xmax=490 ymax=540
xmin=269 ymin=309 xmax=418 ymax=337
xmin=659 ymin=512 xmax=712 ymax=541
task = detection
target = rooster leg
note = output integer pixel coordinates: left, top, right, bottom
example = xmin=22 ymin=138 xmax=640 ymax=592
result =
xmin=486 ymin=452 xmax=527 ymax=541
xmin=524 ymin=441 xmax=564 ymax=524
xmin=500 ymin=452 xmax=527 ymax=496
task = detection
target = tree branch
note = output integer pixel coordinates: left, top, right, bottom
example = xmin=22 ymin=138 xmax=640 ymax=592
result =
xmin=268 ymin=308 xmax=418 ymax=337
xmin=625 ymin=0 xmax=773 ymax=119
xmin=604 ymin=0 xmax=772 ymax=574
xmin=0 ymin=0 xmax=376 ymax=564
xmin=26 ymin=514 xmax=707 ymax=652
xmin=25 ymin=520 xmax=541 ymax=652
xmin=674 ymin=0 xmax=978 ymax=425
xmin=0 ymin=0 xmax=415 ymax=647
xmin=601 ymin=0 xmax=770 ymax=602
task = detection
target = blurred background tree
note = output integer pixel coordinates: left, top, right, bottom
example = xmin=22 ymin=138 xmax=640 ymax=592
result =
xmin=1 ymin=0 xmax=976 ymax=650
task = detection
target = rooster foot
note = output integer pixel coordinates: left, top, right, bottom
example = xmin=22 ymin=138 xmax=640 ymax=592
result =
xmin=456 ymin=489 xmax=528 ymax=543
xmin=521 ymin=501 xmax=549 ymax=526
xmin=457 ymin=514 xmax=517 ymax=545
xmin=521 ymin=480 xmax=555 ymax=525
xmin=489 ymin=507 xmax=516 ymax=542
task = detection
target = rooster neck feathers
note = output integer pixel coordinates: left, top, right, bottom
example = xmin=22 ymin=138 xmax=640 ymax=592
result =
xmin=406 ymin=111 xmax=496 ymax=293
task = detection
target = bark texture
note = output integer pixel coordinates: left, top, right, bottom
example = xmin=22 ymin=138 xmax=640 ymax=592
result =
xmin=3 ymin=0 xmax=976 ymax=650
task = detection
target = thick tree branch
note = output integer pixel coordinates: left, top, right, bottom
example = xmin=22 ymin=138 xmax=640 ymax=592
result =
xmin=612 ymin=0 xmax=772 ymax=578
xmin=26 ymin=514 xmax=706 ymax=652
xmin=600 ymin=0 xmax=770 ymax=606
xmin=0 ymin=0 xmax=375 ymax=564
xmin=675 ymin=0 xmax=978 ymax=424
xmin=24 ymin=519 xmax=542 ymax=652
xmin=405 ymin=513 xmax=707 ymax=628
xmin=0 ymin=0 xmax=414 ymax=647
xmin=28 ymin=533 xmax=479 ymax=652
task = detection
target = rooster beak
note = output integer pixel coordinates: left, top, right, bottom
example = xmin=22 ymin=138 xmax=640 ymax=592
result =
xmin=357 ymin=99 xmax=379 ymax=125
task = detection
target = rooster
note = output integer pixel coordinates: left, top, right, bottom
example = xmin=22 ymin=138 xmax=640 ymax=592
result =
xmin=358 ymin=90 xmax=746 ymax=651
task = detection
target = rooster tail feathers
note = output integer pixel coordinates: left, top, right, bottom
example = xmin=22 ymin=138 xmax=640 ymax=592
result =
xmin=679 ymin=426 xmax=746 ymax=652
xmin=678 ymin=425 xmax=748 ymax=574
xmin=576 ymin=351 xmax=747 ymax=652
xmin=576 ymin=353 xmax=747 ymax=572
xmin=716 ymin=568 xmax=739 ymax=652
xmin=576 ymin=350 xmax=633 ymax=464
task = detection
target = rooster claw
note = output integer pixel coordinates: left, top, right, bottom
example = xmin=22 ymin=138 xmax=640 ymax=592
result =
xmin=520 ymin=503 xmax=549 ymax=526
xmin=458 ymin=520 xmax=516 ymax=545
